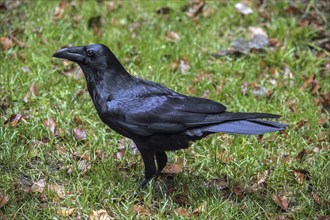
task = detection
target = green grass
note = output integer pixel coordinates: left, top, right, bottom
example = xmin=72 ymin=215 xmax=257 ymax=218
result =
xmin=1 ymin=0 xmax=329 ymax=219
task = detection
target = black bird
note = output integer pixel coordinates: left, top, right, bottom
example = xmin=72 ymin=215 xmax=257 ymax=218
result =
xmin=53 ymin=44 xmax=287 ymax=187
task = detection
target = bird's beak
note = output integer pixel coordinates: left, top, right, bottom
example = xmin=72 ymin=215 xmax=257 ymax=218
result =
xmin=52 ymin=46 xmax=85 ymax=63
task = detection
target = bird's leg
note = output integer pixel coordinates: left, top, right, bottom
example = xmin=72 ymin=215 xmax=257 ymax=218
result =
xmin=154 ymin=151 xmax=167 ymax=179
xmin=139 ymin=149 xmax=156 ymax=188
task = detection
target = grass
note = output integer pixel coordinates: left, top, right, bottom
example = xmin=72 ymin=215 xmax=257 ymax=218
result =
xmin=0 ymin=0 xmax=329 ymax=219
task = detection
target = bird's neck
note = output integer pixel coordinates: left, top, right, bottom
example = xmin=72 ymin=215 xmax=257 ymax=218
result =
xmin=84 ymin=68 xmax=135 ymax=110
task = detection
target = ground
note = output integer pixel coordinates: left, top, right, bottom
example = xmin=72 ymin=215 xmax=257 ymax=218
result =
xmin=0 ymin=0 xmax=329 ymax=219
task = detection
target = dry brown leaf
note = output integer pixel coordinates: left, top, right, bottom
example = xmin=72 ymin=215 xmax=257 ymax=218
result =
xmin=185 ymin=0 xmax=205 ymax=18
xmin=30 ymin=179 xmax=47 ymax=193
xmin=274 ymin=214 xmax=291 ymax=220
xmin=72 ymin=127 xmax=87 ymax=141
xmin=273 ymin=194 xmax=289 ymax=210
xmin=206 ymin=178 xmax=228 ymax=191
xmin=47 ymin=184 xmax=65 ymax=199
xmin=77 ymin=160 xmax=92 ymax=174
xmin=295 ymin=120 xmax=308 ymax=130
xmin=202 ymin=8 xmax=215 ymax=17
xmin=44 ymin=118 xmax=57 ymax=136
xmin=157 ymin=7 xmax=171 ymax=15
xmin=57 ymin=207 xmax=74 ymax=217
xmin=133 ymin=204 xmax=149 ymax=217
xmin=318 ymin=216 xmax=330 ymax=220
xmin=192 ymin=205 xmax=205 ymax=216
xmin=174 ymin=194 xmax=189 ymax=206
xmin=0 ymin=36 xmax=15 ymax=51
xmin=165 ymin=31 xmax=180 ymax=42
xmin=319 ymin=116 xmax=328 ymax=126
xmin=55 ymin=145 xmax=67 ymax=155
xmin=251 ymin=170 xmax=269 ymax=192
xmin=296 ymin=148 xmax=313 ymax=161
xmin=0 ymin=194 xmax=9 ymax=208
xmin=248 ymin=26 xmax=268 ymax=38
xmin=232 ymin=185 xmax=244 ymax=201
xmin=53 ymin=0 xmax=67 ymax=20
xmin=179 ymin=58 xmax=190 ymax=74
xmin=73 ymin=151 xmax=91 ymax=161
xmin=175 ymin=207 xmax=190 ymax=218
xmin=23 ymin=83 xmax=38 ymax=102
xmin=235 ymin=2 xmax=253 ymax=15
xmin=4 ymin=113 xmax=28 ymax=127
xmin=113 ymin=147 xmax=126 ymax=160
xmin=95 ymin=149 xmax=108 ymax=160
xmin=312 ymin=192 xmax=321 ymax=205
xmin=162 ymin=164 xmax=182 ymax=174
xmin=89 ymin=209 xmax=112 ymax=220
xmin=293 ymin=169 xmax=310 ymax=184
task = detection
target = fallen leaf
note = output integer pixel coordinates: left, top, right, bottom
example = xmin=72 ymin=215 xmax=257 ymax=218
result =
xmin=89 ymin=209 xmax=112 ymax=220
xmin=95 ymin=149 xmax=108 ymax=160
xmin=47 ymin=184 xmax=66 ymax=199
xmin=192 ymin=205 xmax=205 ymax=216
xmin=73 ymin=151 xmax=91 ymax=161
xmin=30 ymin=179 xmax=47 ymax=193
xmin=318 ymin=216 xmax=330 ymax=220
xmin=105 ymin=0 xmax=122 ymax=12
xmin=248 ymin=26 xmax=268 ymax=38
xmin=57 ymin=207 xmax=74 ymax=217
xmin=157 ymin=7 xmax=171 ymax=15
xmin=55 ymin=145 xmax=67 ymax=155
xmin=293 ymin=169 xmax=310 ymax=184
xmin=235 ymin=2 xmax=253 ymax=15
xmin=88 ymin=15 xmax=102 ymax=36
xmin=213 ymin=34 xmax=268 ymax=57
xmin=285 ymin=5 xmax=302 ymax=15
xmin=202 ymin=8 xmax=215 ymax=17
xmin=165 ymin=31 xmax=180 ymax=42
xmin=44 ymin=118 xmax=57 ymax=136
xmin=4 ymin=113 xmax=28 ymax=127
xmin=31 ymin=139 xmax=47 ymax=148
xmin=0 ymin=36 xmax=15 ymax=51
xmin=274 ymin=214 xmax=291 ymax=220
xmin=113 ymin=147 xmax=126 ymax=160
xmin=53 ymin=0 xmax=67 ymax=20
xmin=72 ymin=127 xmax=87 ymax=141
xmin=312 ymin=192 xmax=321 ymax=205
xmin=250 ymin=170 xmax=269 ymax=192
xmin=23 ymin=83 xmax=38 ymax=103
xmin=175 ymin=207 xmax=190 ymax=218
xmin=162 ymin=164 xmax=182 ymax=174
xmin=0 ymin=194 xmax=8 ymax=208
xmin=184 ymin=0 xmax=205 ymax=18
xmin=301 ymin=74 xmax=320 ymax=94
xmin=205 ymin=178 xmax=228 ymax=191
xmin=232 ymin=185 xmax=244 ymax=201
xmin=133 ymin=204 xmax=149 ymax=217
xmin=273 ymin=194 xmax=289 ymax=210
xmin=295 ymin=120 xmax=308 ymax=130
xmin=319 ymin=116 xmax=328 ymax=126
xmin=296 ymin=148 xmax=313 ymax=161
xmin=77 ymin=160 xmax=92 ymax=174
xmin=179 ymin=58 xmax=190 ymax=74
xmin=174 ymin=193 xmax=189 ymax=206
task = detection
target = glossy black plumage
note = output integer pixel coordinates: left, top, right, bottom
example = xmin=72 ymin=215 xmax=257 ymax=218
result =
xmin=53 ymin=44 xmax=287 ymax=187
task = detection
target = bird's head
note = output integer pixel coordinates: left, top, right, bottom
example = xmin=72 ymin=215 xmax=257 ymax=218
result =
xmin=53 ymin=44 xmax=120 ymax=71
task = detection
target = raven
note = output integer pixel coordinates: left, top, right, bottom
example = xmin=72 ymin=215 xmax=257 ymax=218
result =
xmin=53 ymin=44 xmax=287 ymax=187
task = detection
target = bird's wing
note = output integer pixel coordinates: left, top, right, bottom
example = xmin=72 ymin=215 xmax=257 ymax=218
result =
xmin=106 ymin=93 xmax=227 ymax=136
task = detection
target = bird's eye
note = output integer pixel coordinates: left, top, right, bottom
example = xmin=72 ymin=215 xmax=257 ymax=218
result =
xmin=86 ymin=50 xmax=95 ymax=57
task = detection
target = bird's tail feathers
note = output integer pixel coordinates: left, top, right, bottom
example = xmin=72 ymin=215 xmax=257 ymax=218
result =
xmin=186 ymin=112 xmax=287 ymax=136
